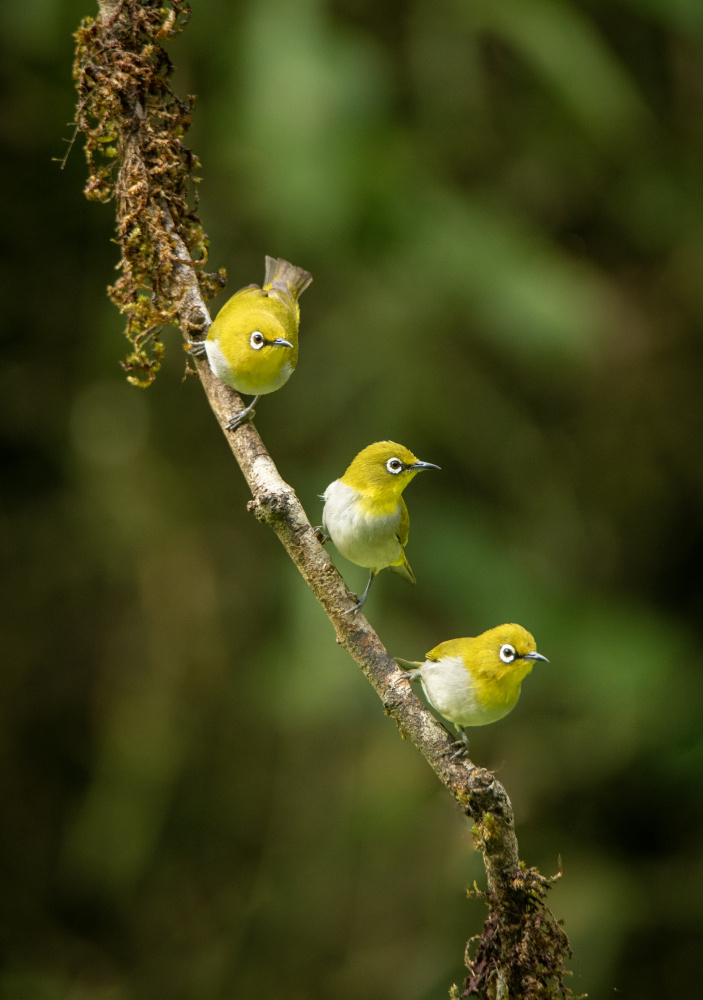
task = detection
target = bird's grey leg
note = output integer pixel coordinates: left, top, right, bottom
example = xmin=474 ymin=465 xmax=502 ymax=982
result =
xmin=343 ymin=572 xmax=375 ymax=615
xmin=393 ymin=656 xmax=422 ymax=681
xmin=225 ymin=396 xmax=259 ymax=432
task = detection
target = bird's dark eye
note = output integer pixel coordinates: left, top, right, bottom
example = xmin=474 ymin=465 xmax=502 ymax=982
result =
xmin=499 ymin=644 xmax=517 ymax=664
xmin=250 ymin=331 xmax=265 ymax=349
xmin=386 ymin=458 xmax=403 ymax=474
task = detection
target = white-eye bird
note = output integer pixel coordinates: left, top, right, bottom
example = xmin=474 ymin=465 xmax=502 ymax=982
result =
xmin=197 ymin=256 xmax=312 ymax=431
xmin=397 ymin=623 xmax=548 ymax=750
xmin=320 ymin=441 xmax=440 ymax=614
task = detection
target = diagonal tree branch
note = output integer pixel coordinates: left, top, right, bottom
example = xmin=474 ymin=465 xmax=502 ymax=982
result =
xmin=172 ymin=220 xmax=522 ymax=888
xmin=72 ymin=3 xmax=577 ymax=997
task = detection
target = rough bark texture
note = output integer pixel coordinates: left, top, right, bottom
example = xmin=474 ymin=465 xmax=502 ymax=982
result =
xmin=72 ymin=4 xmax=577 ymax=997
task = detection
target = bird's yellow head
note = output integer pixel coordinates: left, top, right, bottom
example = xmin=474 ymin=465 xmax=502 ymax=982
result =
xmin=430 ymin=623 xmax=547 ymax=702
xmin=208 ymin=292 xmax=299 ymax=394
xmin=203 ymin=257 xmax=310 ymax=399
xmin=340 ymin=441 xmax=440 ymax=499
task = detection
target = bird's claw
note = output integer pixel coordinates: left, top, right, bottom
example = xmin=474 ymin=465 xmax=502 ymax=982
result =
xmin=448 ymin=730 xmax=470 ymax=760
xmin=450 ymin=740 xmax=469 ymax=760
xmin=342 ymin=594 xmax=365 ymax=616
xmin=401 ymin=669 xmax=422 ymax=682
xmin=185 ymin=338 xmax=207 ymax=357
xmin=225 ymin=407 xmax=256 ymax=432
xmin=313 ymin=526 xmax=330 ymax=545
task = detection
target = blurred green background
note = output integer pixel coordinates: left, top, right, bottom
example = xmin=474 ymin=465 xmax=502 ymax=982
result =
xmin=2 ymin=0 xmax=703 ymax=997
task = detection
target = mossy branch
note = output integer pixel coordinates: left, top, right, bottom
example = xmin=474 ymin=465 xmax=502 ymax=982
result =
xmin=73 ymin=0 xmax=225 ymax=384
xmin=71 ymin=4 xmax=579 ymax=998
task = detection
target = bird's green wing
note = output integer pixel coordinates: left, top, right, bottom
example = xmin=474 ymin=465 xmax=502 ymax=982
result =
xmin=387 ymin=499 xmax=415 ymax=583
xmin=397 ymin=497 xmax=410 ymax=547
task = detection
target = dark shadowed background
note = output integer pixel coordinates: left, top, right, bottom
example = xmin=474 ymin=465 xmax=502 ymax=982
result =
xmin=2 ymin=1 xmax=703 ymax=997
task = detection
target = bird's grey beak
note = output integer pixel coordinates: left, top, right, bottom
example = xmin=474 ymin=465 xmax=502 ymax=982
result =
xmin=271 ymin=337 xmax=293 ymax=349
xmin=522 ymin=651 xmax=549 ymax=663
xmin=410 ymin=461 xmax=441 ymax=471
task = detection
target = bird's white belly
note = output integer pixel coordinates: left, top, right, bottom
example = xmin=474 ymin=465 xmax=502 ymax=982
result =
xmin=420 ymin=656 xmax=514 ymax=728
xmin=204 ymin=338 xmax=237 ymax=387
xmin=322 ymin=480 xmax=402 ymax=571
xmin=204 ymin=338 xmax=293 ymax=395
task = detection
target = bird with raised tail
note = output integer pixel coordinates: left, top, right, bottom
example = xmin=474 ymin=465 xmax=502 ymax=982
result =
xmin=397 ymin=623 xmax=548 ymax=751
xmin=320 ymin=441 xmax=440 ymax=614
xmin=193 ymin=256 xmax=312 ymax=431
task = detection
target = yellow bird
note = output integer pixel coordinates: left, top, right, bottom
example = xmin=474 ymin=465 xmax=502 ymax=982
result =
xmin=320 ymin=441 xmax=440 ymax=614
xmin=194 ymin=256 xmax=312 ymax=431
xmin=397 ymin=623 xmax=548 ymax=750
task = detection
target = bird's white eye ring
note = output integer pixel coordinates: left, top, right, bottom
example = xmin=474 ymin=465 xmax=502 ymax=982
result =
xmin=250 ymin=331 xmax=265 ymax=349
xmin=386 ymin=458 xmax=403 ymax=474
xmin=499 ymin=644 xmax=517 ymax=663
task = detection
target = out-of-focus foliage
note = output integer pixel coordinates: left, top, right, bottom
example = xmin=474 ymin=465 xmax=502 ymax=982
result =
xmin=1 ymin=1 xmax=703 ymax=997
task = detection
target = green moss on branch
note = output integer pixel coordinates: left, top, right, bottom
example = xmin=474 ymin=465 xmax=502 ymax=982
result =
xmin=73 ymin=0 xmax=224 ymax=385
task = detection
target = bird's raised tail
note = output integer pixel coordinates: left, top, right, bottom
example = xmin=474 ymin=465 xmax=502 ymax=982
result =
xmin=264 ymin=256 xmax=313 ymax=301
